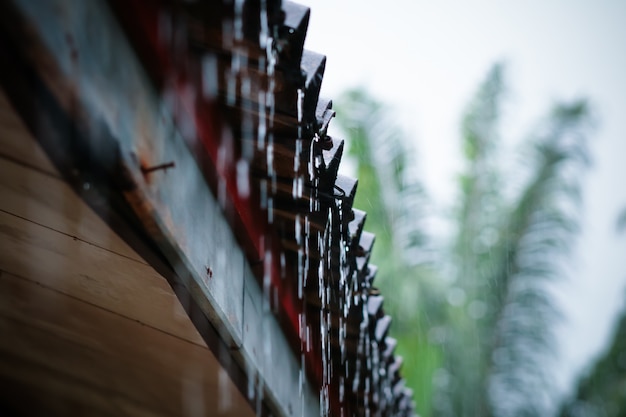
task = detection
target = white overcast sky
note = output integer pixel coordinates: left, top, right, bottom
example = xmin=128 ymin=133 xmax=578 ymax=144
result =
xmin=300 ymin=0 xmax=626 ymax=399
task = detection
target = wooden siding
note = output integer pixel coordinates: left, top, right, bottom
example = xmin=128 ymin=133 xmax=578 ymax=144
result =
xmin=0 ymin=90 xmax=254 ymax=417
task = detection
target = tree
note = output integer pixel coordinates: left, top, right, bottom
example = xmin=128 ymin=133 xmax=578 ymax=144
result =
xmin=557 ymin=299 xmax=626 ymax=417
xmin=335 ymin=89 xmax=445 ymax=417
xmin=334 ymin=63 xmax=593 ymax=417
xmin=557 ymin=215 xmax=626 ymax=417
xmin=484 ymin=98 xmax=590 ymax=417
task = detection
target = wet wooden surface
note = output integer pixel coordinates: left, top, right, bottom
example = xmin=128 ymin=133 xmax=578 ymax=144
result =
xmin=0 ymin=90 xmax=254 ymax=416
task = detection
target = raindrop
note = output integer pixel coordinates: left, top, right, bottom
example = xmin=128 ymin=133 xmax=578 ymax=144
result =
xmin=263 ymin=249 xmax=272 ymax=312
xmin=201 ymin=54 xmax=219 ymax=99
xmin=218 ymin=368 xmax=233 ymax=412
xmin=226 ymin=68 xmax=237 ymax=106
xmin=236 ymin=159 xmax=250 ymax=198
xmin=247 ymin=365 xmax=256 ymax=400
xmin=280 ymin=251 xmax=286 ymax=278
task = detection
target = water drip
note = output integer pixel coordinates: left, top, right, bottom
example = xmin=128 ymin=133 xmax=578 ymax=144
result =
xmin=263 ymin=249 xmax=272 ymax=312
xmin=236 ymin=159 xmax=250 ymax=198
xmin=201 ymin=54 xmax=218 ymax=99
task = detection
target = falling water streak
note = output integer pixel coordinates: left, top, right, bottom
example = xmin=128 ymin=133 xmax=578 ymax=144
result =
xmin=300 ymin=352 xmax=307 ymax=417
xmin=294 ymin=138 xmax=302 ymax=172
xmin=218 ymin=368 xmax=233 ymax=412
xmin=247 ymin=363 xmax=256 ymax=401
xmin=301 ymin=215 xmax=310 ymax=300
xmin=263 ymin=249 xmax=272 ymax=312
xmin=263 ymin=17 xmax=277 ymax=227
xmin=296 ymin=87 xmax=305 ymax=130
xmin=251 ymin=0 xmax=276 ymax=412
xmin=354 ymin=298 xmax=369 ymax=393
xmin=299 ymin=354 xmax=305 ymax=396
xmin=339 ymin=376 xmax=345 ymax=403
xmin=257 ymin=89 xmax=267 ymax=149
xmin=236 ymin=160 xmax=250 ymax=198
xmin=309 ymin=136 xmax=319 ymax=181
xmin=201 ymin=54 xmax=219 ymax=100
xmin=319 ymin=205 xmax=334 ymax=415
xmin=295 ymin=214 xmax=302 ymax=245
xmin=299 ymin=313 xmax=306 ymax=343
xmin=259 ymin=0 xmax=270 ymax=48
xmin=280 ymin=250 xmax=286 ymax=278
xmin=226 ymin=67 xmax=237 ymax=106
xmin=364 ymin=377 xmax=370 ymax=417
xmin=298 ymin=248 xmax=304 ymax=300
xmin=322 ymin=214 xmax=331 ymax=415
xmin=255 ymin=377 xmax=264 ymax=417
xmin=320 ymin=307 xmax=327 ymax=376
xmin=306 ymin=323 xmax=311 ymax=352
xmin=233 ymin=0 xmax=244 ymax=42
xmin=266 ymin=140 xmax=275 ymax=179
xmin=371 ymin=343 xmax=380 ymax=412
xmin=319 ymin=224 xmax=331 ymax=417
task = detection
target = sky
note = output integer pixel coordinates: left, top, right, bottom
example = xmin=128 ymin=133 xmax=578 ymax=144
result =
xmin=299 ymin=0 xmax=626 ymax=401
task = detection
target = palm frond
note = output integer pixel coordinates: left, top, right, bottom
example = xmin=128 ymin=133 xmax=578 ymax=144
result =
xmin=558 ymin=295 xmax=626 ymax=417
xmin=336 ymin=88 xmax=430 ymax=270
xmin=487 ymin=99 xmax=592 ymax=417
xmin=334 ymin=88 xmax=444 ymax=417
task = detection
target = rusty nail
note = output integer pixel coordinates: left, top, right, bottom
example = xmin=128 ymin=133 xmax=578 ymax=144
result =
xmin=141 ymin=161 xmax=175 ymax=175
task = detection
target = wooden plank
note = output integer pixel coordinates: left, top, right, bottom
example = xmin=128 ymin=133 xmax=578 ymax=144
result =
xmin=0 ymin=210 xmax=204 ymax=346
xmin=0 ymin=270 xmax=252 ymax=417
xmin=0 ymin=352 xmax=122 ymax=417
xmin=0 ymin=89 xmax=57 ymax=175
xmin=0 ymin=2 xmax=321 ymax=416
xmin=0 ymin=156 xmax=143 ymax=263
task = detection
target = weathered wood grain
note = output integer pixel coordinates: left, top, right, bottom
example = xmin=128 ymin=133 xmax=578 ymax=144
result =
xmin=0 ymin=210 xmax=205 ymax=346
xmin=0 ymin=156 xmax=143 ymax=262
xmin=0 ymin=271 xmax=252 ymax=417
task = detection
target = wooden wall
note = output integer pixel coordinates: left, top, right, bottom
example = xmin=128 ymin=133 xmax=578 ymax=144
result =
xmin=0 ymin=89 xmax=254 ymax=416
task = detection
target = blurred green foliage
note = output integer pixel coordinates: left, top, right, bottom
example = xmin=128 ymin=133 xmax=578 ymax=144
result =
xmin=558 ymin=299 xmax=626 ymax=417
xmin=334 ymin=63 xmax=594 ymax=417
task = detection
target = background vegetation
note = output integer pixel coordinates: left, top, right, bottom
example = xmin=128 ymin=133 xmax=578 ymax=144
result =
xmin=333 ymin=63 xmax=613 ymax=417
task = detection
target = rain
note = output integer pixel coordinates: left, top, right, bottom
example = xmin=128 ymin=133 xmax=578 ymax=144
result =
xmin=1 ymin=1 xmax=625 ymax=417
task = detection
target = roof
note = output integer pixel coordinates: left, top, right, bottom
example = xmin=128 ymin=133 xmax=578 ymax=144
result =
xmin=0 ymin=0 xmax=415 ymax=415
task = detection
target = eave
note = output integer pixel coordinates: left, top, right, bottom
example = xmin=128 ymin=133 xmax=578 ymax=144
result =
xmin=0 ymin=0 xmax=415 ymax=416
